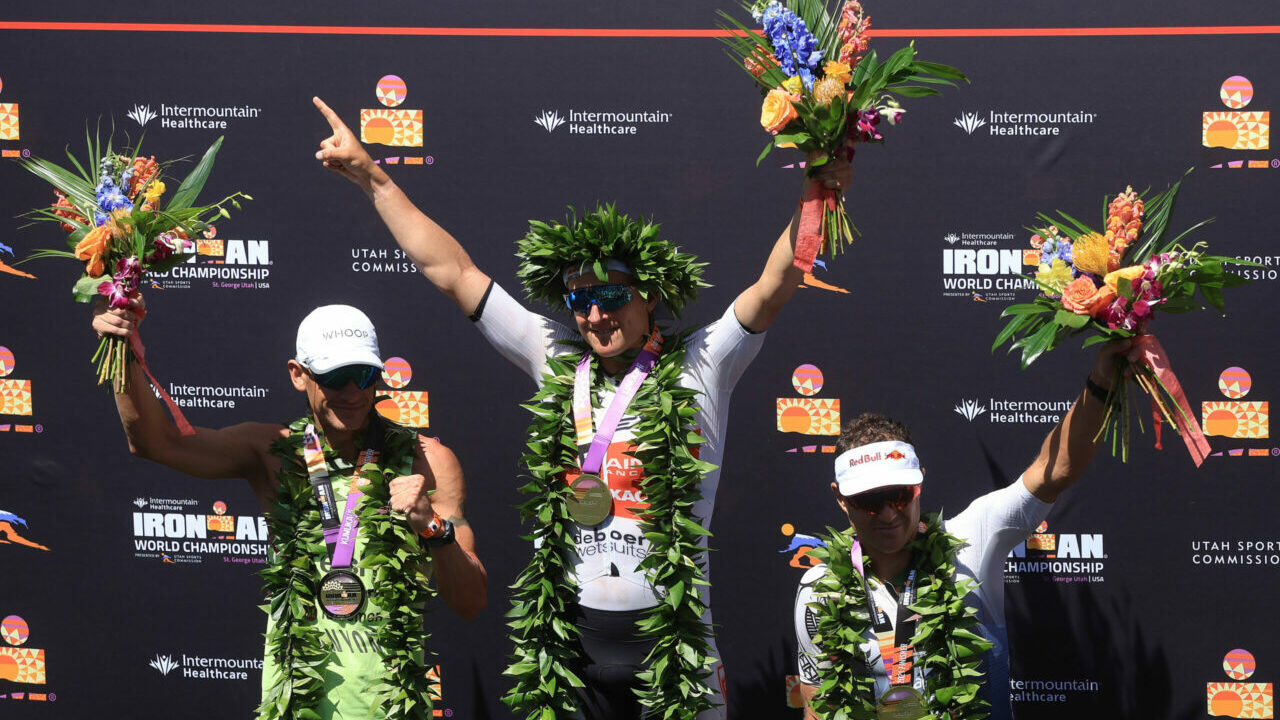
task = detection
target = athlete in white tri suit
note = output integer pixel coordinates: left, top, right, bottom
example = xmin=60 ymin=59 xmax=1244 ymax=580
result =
xmin=793 ymin=338 xmax=1136 ymax=720
xmin=311 ymin=97 xmax=852 ymax=718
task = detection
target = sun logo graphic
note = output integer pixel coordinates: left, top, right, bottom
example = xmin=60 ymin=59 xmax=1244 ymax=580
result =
xmin=1203 ymin=75 xmax=1274 ymax=169
xmin=1208 ymin=648 xmax=1273 ymax=718
xmin=0 ymin=345 xmax=38 ymax=434
xmin=0 ymin=510 xmax=49 ymax=551
xmin=375 ymin=356 xmax=429 ymax=428
xmin=779 ymin=523 xmax=826 ymax=570
xmin=534 ymin=110 xmax=566 ymax=132
xmin=206 ymin=500 xmax=235 ymax=534
xmin=0 ymin=614 xmax=52 ymax=702
xmin=358 ymin=75 xmax=430 ymax=167
xmin=778 ymin=364 xmax=841 ymax=453
xmin=1203 ymin=366 xmax=1274 ymax=458
xmin=0 ymin=73 xmax=19 ymax=149
xmin=953 ymin=111 xmax=986 ymax=135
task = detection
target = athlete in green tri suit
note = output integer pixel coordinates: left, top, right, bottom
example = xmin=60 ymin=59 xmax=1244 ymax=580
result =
xmin=93 ymin=298 xmax=487 ymax=719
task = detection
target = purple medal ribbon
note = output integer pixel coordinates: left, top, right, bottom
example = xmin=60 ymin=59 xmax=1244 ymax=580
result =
xmin=572 ymin=334 xmax=662 ymax=474
xmin=303 ymin=421 xmax=382 ymax=569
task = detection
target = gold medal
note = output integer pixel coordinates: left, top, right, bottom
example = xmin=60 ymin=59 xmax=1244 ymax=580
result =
xmin=875 ymin=687 xmax=928 ymax=720
xmin=565 ymin=473 xmax=612 ymax=526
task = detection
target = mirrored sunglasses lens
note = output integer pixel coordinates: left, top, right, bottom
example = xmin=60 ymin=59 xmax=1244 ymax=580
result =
xmin=566 ymin=285 xmax=632 ymax=314
xmin=317 ymin=365 xmax=379 ymax=390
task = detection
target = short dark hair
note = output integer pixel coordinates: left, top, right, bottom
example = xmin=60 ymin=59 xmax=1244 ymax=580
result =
xmin=836 ymin=413 xmax=913 ymax=454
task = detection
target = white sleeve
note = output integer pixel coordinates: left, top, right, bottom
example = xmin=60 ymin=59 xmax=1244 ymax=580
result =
xmin=472 ymin=282 xmax=577 ymax=383
xmin=946 ymin=476 xmax=1053 ymax=621
xmin=794 ymin=564 xmax=828 ymax=686
xmin=683 ymin=300 xmax=767 ymax=394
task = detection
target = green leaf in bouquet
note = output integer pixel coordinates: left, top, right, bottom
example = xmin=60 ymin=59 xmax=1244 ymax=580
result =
xmin=886 ymin=85 xmax=942 ymax=98
xmin=1199 ymin=283 xmax=1226 ymax=314
xmin=999 ymin=301 xmax=1054 ymax=318
xmin=72 ymin=272 xmax=104 ymax=302
xmin=1080 ymin=334 xmax=1112 ymax=350
xmin=755 ymin=141 xmax=775 ymax=166
xmin=1053 ymin=309 xmax=1091 ymax=329
xmin=20 ymin=156 xmax=97 ymax=211
xmin=992 ymin=312 xmax=1044 ymax=354
xmin=1117 ymin=276 xmax=1133 ymax=300
xmin=1128 ymin=168 xmax=1193 ymax=262
xmin=774 ymin=130 xmax=813 ymax=147
xmin=912 ymin=60 xmax=968 ymax=82
xmin=1044 ymin=209 xmax=1097 ymax=238
xmin=167 ymin=136 xmax=225 ymax=211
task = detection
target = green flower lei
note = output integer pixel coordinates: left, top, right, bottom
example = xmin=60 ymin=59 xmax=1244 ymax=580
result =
xmin=258 ymin=415 xmax=438 ymax=720
xmin=806 ymin=514 xmax=994 ymax=720
xmin=514 ymin=204 xmax=710 ymax=317
xmin=502 ymin=333 xmax=720 ymax=719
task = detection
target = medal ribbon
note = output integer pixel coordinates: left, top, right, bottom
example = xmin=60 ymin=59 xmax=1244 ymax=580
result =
xmin=571 ymin=327 xmax=663 ymax=474
xmin=872 ymin=569 xmax=918 ymax=687
xmin=302 ymin=417 xmax=384 ymax=568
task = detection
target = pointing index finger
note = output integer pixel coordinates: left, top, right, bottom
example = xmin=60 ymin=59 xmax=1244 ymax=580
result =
xmin=312 ymin=96 xmax=347 ymax=132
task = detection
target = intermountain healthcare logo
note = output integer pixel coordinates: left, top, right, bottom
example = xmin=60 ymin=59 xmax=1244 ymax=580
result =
xmin=0 ymin=615 xmax=54 ymax=702
xmin=1203 ymin=75 xmax=1275 ymax=170
xmin=0 ymin=510 xmax=49 ymax=551
xmin=1005 ymin=521 xmax=1105 ymax=583
xmin=1202 ymin=366 xmax=1275 ymax=459
xmin=375 ymin=356 xmax=429 ymax=428
xmin=146 ymin=652 xmax=262 ymax=681
xmin=940 ymin=232 xmax=1039 ymax=303
xmin=149 ymin=236 xmax=273 ymax=291
xmin=1008 ymin=678 xmax=1101 ymax=705
xmin=777 ymin=364 xmax=840 ymax=453
xmin=955 ymin=396 xmax=1073 ymax=425
xmin=0 ymin=345 xmax=39 ymax=434
xmin=359 ymin=75 xmax=431 ymax=167
xmin=161 ymin=380 xmax=270 ymax=410
xmin=126 ymin=102 xmax=262 ymax=130
xmin=131 ymin=497 xmax=268 ymax=565
xmin=533 ymin=107 xmax=673 ymax=135
xmin=1208 ymin=648 xmax=1273 ymax=718
xmin=952 ymin=109 xmax=1097 ymax=137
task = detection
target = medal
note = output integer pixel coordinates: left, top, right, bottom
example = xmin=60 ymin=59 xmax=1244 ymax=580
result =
xmin=566 ymin=473 xmax=612 ymax=526
xmin=318 ymin=569 xmax=367 ymax=619
xmin=875 ymin=687 xmax=928 ymax=720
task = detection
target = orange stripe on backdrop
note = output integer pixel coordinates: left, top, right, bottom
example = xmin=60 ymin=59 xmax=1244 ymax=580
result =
xmin=0 ymin=22 xmax=1278 ymax=37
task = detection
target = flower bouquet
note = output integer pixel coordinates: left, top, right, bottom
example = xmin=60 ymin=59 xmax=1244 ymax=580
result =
xmin=719 ymin=0 xmax=965 ymax=271
xmin=18 ymin=132 xmax=248 ymax=393
xmin=992 ymin=171 xmax=1252 ymax=464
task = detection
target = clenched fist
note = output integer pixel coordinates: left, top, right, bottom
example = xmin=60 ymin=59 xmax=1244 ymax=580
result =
xmin=388 ymin=473 xmax=436 ymax=536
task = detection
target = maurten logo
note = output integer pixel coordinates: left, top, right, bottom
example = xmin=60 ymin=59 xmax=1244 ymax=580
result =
xmin=954 ymin=112 xmax=987 ymax=134
xmin=150 ymin=654 xmax=179 ymax=676
xmin=534 ymin=110 xmax=566 ymax=132
xmin=955 ymin=399 xmax=987 ymax=421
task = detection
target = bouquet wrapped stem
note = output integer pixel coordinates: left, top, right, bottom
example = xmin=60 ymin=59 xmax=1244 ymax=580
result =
xmin=92 ymin=334 xmax=131 ymax=394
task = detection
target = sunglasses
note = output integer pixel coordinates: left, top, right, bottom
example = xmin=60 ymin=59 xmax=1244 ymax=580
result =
xmin=847 ymin=485 xmax=920 ymax=514
xmin=310 ymin=364 xmax=380 ymax=390
xmin=564 ymin=284 xmax=634 ymax=315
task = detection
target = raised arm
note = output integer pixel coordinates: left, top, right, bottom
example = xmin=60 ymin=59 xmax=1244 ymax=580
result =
xmin=313 ymin=97 xmax=491 ymax=315
xmin=1021 ymin=338 xmax=1139 ymax=502
xmin=734 ymin=154 xmax=851 ymax=333
xmin=390 ymin=437 xmax=487 ymax=620
xmin=92 ymin=296 xmax=276 ymax=488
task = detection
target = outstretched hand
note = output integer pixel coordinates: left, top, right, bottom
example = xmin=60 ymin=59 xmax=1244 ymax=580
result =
xmin=93 ymin=293 xmax=145 ymax=339
xmin=313 ymin=96 xmax=382 ymax=189
xmin=1091 ymin=337 xmax=1142 ymax=385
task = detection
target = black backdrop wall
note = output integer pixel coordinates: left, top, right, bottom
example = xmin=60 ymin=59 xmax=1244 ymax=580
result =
xmin=1 ymin=4 xmax=1277 ymax=719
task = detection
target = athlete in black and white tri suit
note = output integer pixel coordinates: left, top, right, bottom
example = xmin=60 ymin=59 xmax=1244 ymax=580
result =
xmin=311 ymin=96 xmax=852 ymax=718
xmin=793 ymin=339 xmax=1136 ymax=720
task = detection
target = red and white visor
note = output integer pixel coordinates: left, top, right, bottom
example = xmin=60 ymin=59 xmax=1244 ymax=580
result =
xmin=833 ymin=440 xmax=923 ymax=496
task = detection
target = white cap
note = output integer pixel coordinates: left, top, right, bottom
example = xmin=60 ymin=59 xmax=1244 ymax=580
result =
xmin=295 ymin=305 xmax=384 ymax=374
xmin=833 ymin=440 xmax=923 ymax=496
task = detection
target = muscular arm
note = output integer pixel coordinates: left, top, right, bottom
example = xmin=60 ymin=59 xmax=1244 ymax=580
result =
xmin=412 ymin=437 xmax=487 ymax=620
xmin=313 ymin=97 xmax=491 ymax=315
xmin=1021 ymin=339 xmax=1137 ymax=503
xmin=735 ymin=157 xmax=851 ymax=333
xmin=94 ymin=298 xmax=278 ymax=496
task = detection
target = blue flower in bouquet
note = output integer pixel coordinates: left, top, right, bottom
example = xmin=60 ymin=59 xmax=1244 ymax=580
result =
xmin=761 ymin=3 xmax=822 ymax=90
xmin=94 ymin=174 xmax=133 ymax=225
xmin=1039 ymin=236 xmax=1073 ymax=268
